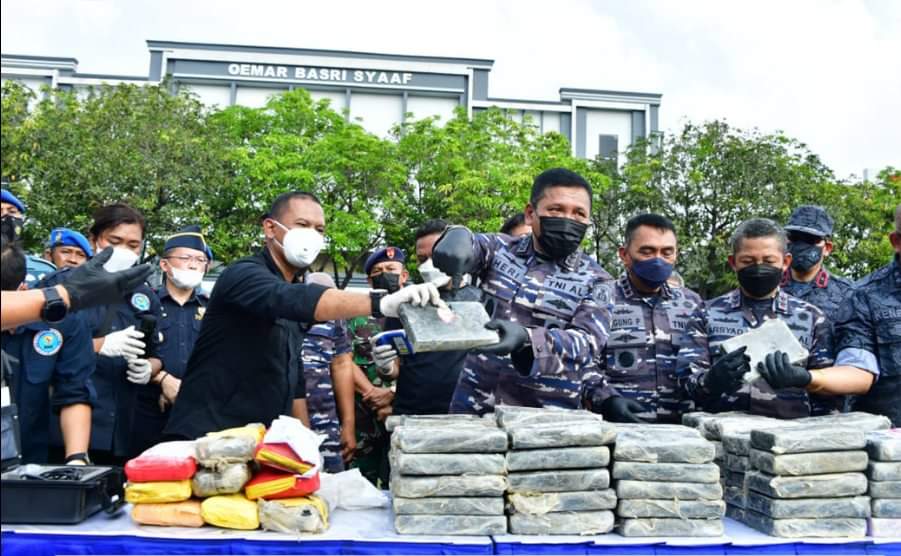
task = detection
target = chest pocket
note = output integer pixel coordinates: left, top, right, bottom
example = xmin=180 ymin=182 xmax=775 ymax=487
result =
xmin=875 ymin=313 xmax=901 ymax=378
xmin=605 ymin=304 xmax=648 ymax=376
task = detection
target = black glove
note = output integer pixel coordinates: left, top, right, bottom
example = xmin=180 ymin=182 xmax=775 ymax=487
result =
xmin=601 ymin=396 xmax=648 ymax=423
xmin=431 ymin=226 xmax=477 ymax=289
xmin=704 ymin=346 xmax=750 ymax=395
xmin=478 ymin=319 xmax=530 ymax=356
xmin=758 ymin=351 xmax=811 ymax=389
xmin=64 ymin=247 xmax=153 ymax=312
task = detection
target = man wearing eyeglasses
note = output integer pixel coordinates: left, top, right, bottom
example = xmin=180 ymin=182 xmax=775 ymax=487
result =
xmin=130 ymin=226 xmax=210 ymax=454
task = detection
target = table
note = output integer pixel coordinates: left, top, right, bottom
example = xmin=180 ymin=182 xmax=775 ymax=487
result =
xmin=3 ymin=507 xmax=900 ymax=555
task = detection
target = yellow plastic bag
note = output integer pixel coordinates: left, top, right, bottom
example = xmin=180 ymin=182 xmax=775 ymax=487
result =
xmin=258 ymin=495 xmax=329 ymax=534
xmin=125 ymin=480 xmax=192 ymax=504
xmin=207 ymin=423 xmax=266 ymax=444
xmin=201 ymin=493 xmax=260 ymax=530
xmin=131 ymin=500 xmax=204 ymax=527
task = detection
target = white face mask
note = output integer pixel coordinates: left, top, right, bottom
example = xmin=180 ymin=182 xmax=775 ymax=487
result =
xmin=273 ymin=221 xmax=324 ymax=268
xmin=102 ymin=247 xmax=140 ymax=273
xmin=169 ymin=268 xmax=204 ymax=290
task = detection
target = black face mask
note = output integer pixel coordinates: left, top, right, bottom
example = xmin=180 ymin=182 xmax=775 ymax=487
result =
xmin=537 ymin=216 xmax=588 ymax=260
xmin=371 ymin=272 xmax=401 ymax=293
xmin=1 ymin=214 xmax=24 ymax=241
xmin=737 ymin=263 xmax=783 ymax=298
xmin=789 ymin=241 xmax=823 ymax=272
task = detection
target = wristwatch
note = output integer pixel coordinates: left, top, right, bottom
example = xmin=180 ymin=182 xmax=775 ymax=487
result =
xmin=41 ymin=287 xmax=68 ymax=324
xmin=370 ymin=290 xmax=386 ymax=318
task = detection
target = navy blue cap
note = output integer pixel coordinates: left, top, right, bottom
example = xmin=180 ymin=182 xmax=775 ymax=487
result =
xmin=364 ymin=246 xmax=406 ymax=275
xmin=164 ymin=225 xmax=208 ymax=254
xmin=1 ymin=189 xmax=25 ymax=213
xmin=48 ymin=227 xmax=93 ymax=258
xmin=785 ymin=205 xmax=834 ymax=238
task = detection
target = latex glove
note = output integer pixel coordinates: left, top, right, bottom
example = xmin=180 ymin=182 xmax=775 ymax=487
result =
xmin=704 ymin=346 xmax=750 ymax=395
xmin=99 ymin=325 xmax=145 ymax=359
xmin=340 ymin=426 xmax=357 ymax=464
xmin=64 ymin=247 xmax=153 ymax=312
xmin=600 ymin=396 xmax=648 ymax=423
xmin=126 ymin=358 xmax=153 ymax=384
xmin=758 ymin=351 xmax=811 ymax=389
xmin=380 ymin=283 xmax=445 ymax=318
xmin=372 ymin=344 xmax=399 ymax=379
xmin=477 ymin=319 xmax=530 ymax=355
xmin=363 ymin=386 xmax=394 ymax=410
xmin=431 ymin=226 xmax=477 ymax=289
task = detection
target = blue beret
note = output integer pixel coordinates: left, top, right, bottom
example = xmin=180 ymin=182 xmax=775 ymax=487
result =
xmin=1 ymin=189 xmax=25 ymax=213
xmin=164 ymin=225 xmax=208 ymax=254
xmin=364 ymin=246 xmax=406 ymax=275
xmin=785 ymin=205 xmax=834 ymax=237
xmin=48 ymin=228 xmax=93 ymax=258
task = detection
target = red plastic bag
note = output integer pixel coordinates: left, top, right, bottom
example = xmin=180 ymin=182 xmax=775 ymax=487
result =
xmin=125 ymin=455 xmax=197 ymax=483
xmin=245 ymin=468 xmax=320 ymax=500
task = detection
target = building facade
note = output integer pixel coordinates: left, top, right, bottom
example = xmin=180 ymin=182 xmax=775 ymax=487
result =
xmin=2 ymin=40 xmax=661 ymax=162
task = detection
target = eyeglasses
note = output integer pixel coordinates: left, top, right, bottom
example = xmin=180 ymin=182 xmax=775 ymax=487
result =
xmin=164 ymin=255 xmax=209 ymax=265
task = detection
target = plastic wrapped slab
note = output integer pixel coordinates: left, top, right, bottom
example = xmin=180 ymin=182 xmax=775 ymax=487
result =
xmin=611 ymin=462 xmax=720 ymax=483
xmin=508 ymin=510 xmax=614 ymax=535
xmin=131 ymin=500 xmax=204 ymax=527
xmin=398 ymin=301 xmax=499 ymax=352
xmin=745 ymin=470 xmax=868 ymax=499
xmin=617 ymin=499 xmax=725 ymax=519
xmin=394 ymin=514 xmax=507 ymax=535
xmin=615 ymin=480 xmax=723 ymax=501
xmin=725 ymin=454 xmax=750 ymax=472
xmin=867 ymin=430 xmax=901 ymax=462
xmin=870 ymin=481 xmax=901 ymax=498
xmin=725 ymin=504 xmax=745 ymax=521
xmin=723 ymin=433 xmax=752 ymax=457
xmin=872 ymin=498 xmax=901 ymax=518
xmin=201 ymin=494 xmax=260 ymax=530
xmin=125 ymin=480 xmax=192 ymax=504
xmin=494 ymin=405 xmax=600 ymax=428
xmin=712 ymin=441 xmax=724 ymax=461
xmin=507 ymin=421 xmax=616 ymax=449
xmin=507 ymin=468 xmax=609 ymax=494
xmin=798 ymin=411 xmax=892 ymax=431
xmin=749 ymin=449 xmax=868 ymax=476
xmin=721 ymin=318 xmax=808 ymax=384
xmin=745 ymin=492 xmax=871 ymax=518
xmin=613 ymin=427 xmax=714 ymax=464
xmin=869 ymin=461 xmax=901 ymax=481
xmin=725 ymin=472 xmax=745 ymax=489
xmin=869 ymin=517 xmax=901 ymax=536
xmin=750 ymin=426 xmax=865 ymax=454
xmin=385 ymin=414 xmax=487 ymax=432
xmin=392 ymin=426 xmax=507 ymax=453
xmin=258 ymin=495 xmax=329 ymax=534
xmin=506 ymin=446 xmax=609 ymax=471
xmin=618 ymin=518 xmax=724 ymax=537
xmin=191 ymin=463 xmax=251 ymax=497
xmin=507 ymin=489 xmax=617 ymax=514
xmin=741 ymin=510 xmax=866 ymax=538
xmin=390 ymin=474 xmax=507 ymax=498
xmin=391 ymin=453 xmax=506 ymax=476
xmin=393 ymin=496 xmax=504 ymax=516
xmin=195 ymin=435 xmax=257 ymax=466
xmin=702 ymin=415 xmax=787 ymax=441
xmin=724 ymin=486 xmax=746 ymax=508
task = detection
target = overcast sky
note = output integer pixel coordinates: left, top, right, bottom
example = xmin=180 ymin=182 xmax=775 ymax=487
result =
xmin=2 ymin=0 xmax=898 ymax=179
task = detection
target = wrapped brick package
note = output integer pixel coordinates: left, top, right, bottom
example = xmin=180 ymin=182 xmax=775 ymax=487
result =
xmin=394 ymin=514 xmax=507 ymax=535
xmin=191 ymin=463 xmax=251 ymax=497
xmin=612 ymin=461 xmax=720 ymax=483
xmin=506 ymin=446 xmax=609 ymax=471
xmin=748 ymin=449 xmax=868 ymax=476
xmin=507 ymin=469 xmax=609 ymax=494
xmin=613 ymin=427 xmax=715 ymax=464
xmin=750 ymin=426 xmax=865 ymax=455
xmin=867 ymin=430 xmax=901 ymax=462
xmin=616 ymin=480 xmax=723 ymax=501
xmin=258 ymin=496 xmax=329 ymax=534
xmin=745 ymin=493 xmax=871 ymax=519
xmin=507 ymin=421 xmax=616 ymax=449
xmin=393 ymin=496 xmax=505 ymax=516
xmin=506 ymin=490 xmax=617 ymax=515
xmin=391 ymin=452 xmax=506 ymax=476
xmin=194 ymin=435 xmax=257 ymax=466
xmin=508 ymin=510 xmax=614 ymax=535
xmin=392 ymin=426 xmax=507 ymax=453
xmin=616 ymin=499 xmax=725 ymax=519
xmin=745 ymin=470 xmax=869 ymax=499
xmin=869 ymin=481 xmax=901 ymax=499
xmin=618 ymin=518 xmax=724 ymax=537
xmin=869 ymin=461 xmax=901 ymax=482
xmin=740 ymin=510 xmax=866 ymax=538
xmin=871 ymin=499 xmax=901 ymax=518
xmin=391 ymin=474 xmax=507 ymax=498
xmin=494 ymin=405 xmax=599 ymax=428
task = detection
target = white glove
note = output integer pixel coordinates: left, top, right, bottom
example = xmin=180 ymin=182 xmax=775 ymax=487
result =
xmin=379 ymin=283 xmax=446 ymax=318
xmin=99 ymin=326 xmax=145 ymax=359
xmin=126 ymin=358 xmax=153 ymax=385
xmin=372 ymin=343 xmax=399 ymax=371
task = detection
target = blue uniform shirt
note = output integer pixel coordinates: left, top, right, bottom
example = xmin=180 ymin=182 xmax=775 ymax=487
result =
xmin=1 ymin=316 xmax=95 ymax=463
xmin=781 ymin=267 xmax=854 ymax=333
xmin=155 ymin=286 xmax=208 ymax=379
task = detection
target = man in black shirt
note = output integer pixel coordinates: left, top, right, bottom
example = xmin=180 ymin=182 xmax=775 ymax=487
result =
xmin=164 ymin=192 xmax=444 ymax=439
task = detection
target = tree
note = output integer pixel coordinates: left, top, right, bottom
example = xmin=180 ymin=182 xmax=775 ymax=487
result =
xmin=1 ymin=81 xmax=36 ymax=184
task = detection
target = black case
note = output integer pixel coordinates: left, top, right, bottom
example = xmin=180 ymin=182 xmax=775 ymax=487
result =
xmin=1 ymin=465 xmax=125 ymax=524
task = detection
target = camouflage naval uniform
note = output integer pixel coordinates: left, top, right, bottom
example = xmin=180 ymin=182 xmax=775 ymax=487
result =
xmin=781 ymin=267 xmax=854 ymax=329
xmin=584 ymin=274 xmax=710 ymax=423
xmin=450 ymin=233 xmax=615 ymax=414
xmin=301 ymin=320 xmax=351 ymax=473
xmin=833 ymin=256 xmax=901 ymax=425
xmin=346 ymin=315 xmax=393 ymax=487
xmin=696 ymin=288 xmax=836 ymax=419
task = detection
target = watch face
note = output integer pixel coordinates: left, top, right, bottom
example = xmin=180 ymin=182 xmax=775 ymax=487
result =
xmin=44 ymin=300 xmax=68 ymax=323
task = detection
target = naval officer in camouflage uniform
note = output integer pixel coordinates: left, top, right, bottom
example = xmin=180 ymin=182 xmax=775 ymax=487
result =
xmin=432 ymin=168 xmax=615 ymax=414
xmin=300 ymin=272 xmax=356 ymax=473
xmin=690 ymin=218 xmax=867 ymax=419
xmin=781 ymin=205 xmax=853 ymax=326
xmin=584 ymin=214 xmax=710 ymax=423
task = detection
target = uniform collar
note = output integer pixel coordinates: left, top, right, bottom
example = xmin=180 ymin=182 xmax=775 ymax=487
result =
xmin=781 ymin=267 xmax=831 ymax=289
xmin=157 ymin=284 xmax=206 ymax=304
xmin=260 ymin=247 xmax=303 ymax=283
xmin=891 ymin=256 xmax=901 ymax=291
xmin=515 ymin=234 xmax=582 ymax=271
xmin=729 ymin=288 xmax=790 ymax=314
xmin=618 ymin=272 xmax=673 ymax=300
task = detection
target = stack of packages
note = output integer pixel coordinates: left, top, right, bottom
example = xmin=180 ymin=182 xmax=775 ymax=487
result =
xmin=741 ymin=424 xmax=873 ymax=538
xmin=126 ymin=441 xmax=202 ymax=527
xmin=246 ymin=415 xmax=329 ymax=534
xmin=390 ymin=415 xmax=508 ymax=535
xmin=866 ymin=429 xmax=901 ymax=537
xmin=499 ymin=406 xmax=617 ymax=535
xmin=612 ymin=424 xmax=725 ymax=537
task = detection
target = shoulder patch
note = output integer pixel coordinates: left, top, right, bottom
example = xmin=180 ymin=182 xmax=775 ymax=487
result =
xmin=33 ymin=328 xmax=63 ymax=356
xmin=130 ymin=292 xmax=151 ymax=312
